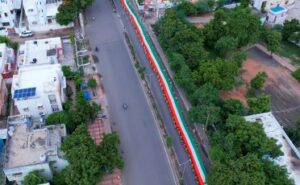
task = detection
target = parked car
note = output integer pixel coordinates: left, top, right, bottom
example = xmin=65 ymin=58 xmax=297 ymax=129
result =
xmin=19 ymin=30 xmax=33 ymax=38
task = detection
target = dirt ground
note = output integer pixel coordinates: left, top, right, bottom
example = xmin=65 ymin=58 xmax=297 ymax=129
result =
xmin=221 ymin=47 xmax=300 ymax=128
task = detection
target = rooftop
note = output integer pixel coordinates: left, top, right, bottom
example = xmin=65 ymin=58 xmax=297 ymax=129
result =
xmin=19 ymin=37 xmax=62 ymax=67
xmin=245 ymin=112 xmax=300 ymax=185
xmin=4 ymin=115 xmax=66 ymax=169
xmin=11 ymin=64 xmax=64 ymax=100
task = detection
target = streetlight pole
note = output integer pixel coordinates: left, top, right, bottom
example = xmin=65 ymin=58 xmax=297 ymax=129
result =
xmin=179 ymin=159 xmax=191 ymax=181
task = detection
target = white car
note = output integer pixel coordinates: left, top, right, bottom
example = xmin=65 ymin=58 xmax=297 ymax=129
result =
xmin=19 ymin=30 xmax=33 ymax=38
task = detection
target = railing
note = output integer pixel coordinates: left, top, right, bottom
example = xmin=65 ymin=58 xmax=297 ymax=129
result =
xmin=119 ymin=0 xmax=207 ymax=184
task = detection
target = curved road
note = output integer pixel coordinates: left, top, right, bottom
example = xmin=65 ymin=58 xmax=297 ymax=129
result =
xmin=85 ymin=0 xmax=176 ymax=185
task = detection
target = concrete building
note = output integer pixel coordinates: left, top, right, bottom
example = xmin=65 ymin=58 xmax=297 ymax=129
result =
xmin=11 ymin=64 xmax=66 ymax=119
xmin=266 ymin=6 xmax=288 ymax=26
xmin=252 ymin=0 xmax=294 ymax=12
xmin=0 ymin=0 xmax=21 ymax=35
xmin=0 ymin=43 xmax=16 ymax=83
xmin=3 ymin=115 xmax=68 ymax=185
xmin=22 ymin=0 xmax=73 ymax=32
xmin=245 ymin=112 xmax=300 ymax=185
xmin=17 ymin=37 xmax=63 ymax=67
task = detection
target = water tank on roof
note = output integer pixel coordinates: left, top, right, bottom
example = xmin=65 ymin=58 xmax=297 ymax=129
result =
xmin=40 ymin=154 xmax=47 ymax=162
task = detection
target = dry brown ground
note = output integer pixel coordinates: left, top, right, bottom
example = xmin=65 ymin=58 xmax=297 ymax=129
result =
xmin=221 ymin=47 xmax=300 ymax=128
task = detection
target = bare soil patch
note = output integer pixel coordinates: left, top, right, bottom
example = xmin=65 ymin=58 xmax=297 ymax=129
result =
xmin=221 ymin=47 xmax=300 ymax=128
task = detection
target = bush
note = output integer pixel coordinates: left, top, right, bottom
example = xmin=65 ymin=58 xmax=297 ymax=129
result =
xmin=176 ymin=1 xmax=198 ymax=16
xmin=248 ymin=95 xmax=271 ymax=114
xmin=250 ymin=71 xmax=268 ymax=90
xmin=87 ymin=79 xmax=97 ymax=88
xmin=24 ymin=171 xmax=46 ymax=185
xmin=62 ymin=66 xmax=73 ymax=79
xmin=292 ymin=68 xmax=300 ymax=82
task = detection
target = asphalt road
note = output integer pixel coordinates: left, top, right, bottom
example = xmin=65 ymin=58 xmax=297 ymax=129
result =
xmin=112 ymin=1 xmax=200 ymax=185
xmin=85 ymin=0 xmax=177 ymax=185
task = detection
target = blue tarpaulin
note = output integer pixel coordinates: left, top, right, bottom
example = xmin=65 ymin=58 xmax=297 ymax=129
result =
xmin=83 ymin=90 xmax=91 ymax=101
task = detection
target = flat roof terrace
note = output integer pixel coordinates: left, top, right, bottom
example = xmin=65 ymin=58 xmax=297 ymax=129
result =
xmin=4 ymin=117 xmax=66 ymax=169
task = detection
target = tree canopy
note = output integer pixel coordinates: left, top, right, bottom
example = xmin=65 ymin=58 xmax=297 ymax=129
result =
xmin=57 ymin=125 xmax=124 ymax=185
xmin=250 ymin=71 xmax=268 ymax=90
xmin=24 ymin=171 xmax=47 ymax=185
xmin=56 ymin=0 xmax=94 ymax=25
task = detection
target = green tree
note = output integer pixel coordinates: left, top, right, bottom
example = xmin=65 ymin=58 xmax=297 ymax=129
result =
xmin=98 ymin=132 xmax=124 ymax=172
xmin=214 ymin=36 xmax=239 ymax=56
xmin=191 ymin=83 xmax=220 ymax=106
xmin=224 ymin=115 xmax=281 ymax=158
xmin=87 ymin=79 xmax=97 ymax=88
xmin=231 ymin=51 xmax=247 ymax=66
xmin=222 ymin=99 xmax=247 ymax=117
xmin=247 ymin=95 xmax=271 ymax=114
xmin=292 ymin=68 xmax=300 ymax=82
xmin=74 ymin=72 xmax=83 ymax=90
xmin=56 ymin=0 xmax=94 ymax=25
xmin=282 ymin=19 xmax=300 ymax=41
xmin=207 ymin=154 xmax=265 ymax=185
xmin=263 ymin=30 xmax=282 ymax=55
xmin=46 ymin=111 xmax=69 ymax=125
xmin=56 ymin=2 xmax=77 ymax=25
xmin=192 ymin=59 xmax=238 ymax=90
xmin=24 ymin=171 xmax=47 ymax=185
xmin=203 ymin=8 xmax=262 ymax=49
xmin=62 ymin=66 xmax=73 ymax=79
xmin=176 ymin=1 xmax=198 ymax=16
xmin=0 ymin=36 xmax=18 ymax=49
xmin=262 ymin=160 xmax=295 ymax=185
xmin=189 ymin=104 xmax=221 ymax=129
xmin=250 ymin=71 xmax=268 ymax=90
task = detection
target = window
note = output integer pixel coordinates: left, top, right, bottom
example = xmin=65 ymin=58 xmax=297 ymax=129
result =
xmin=28 ymin=9 xmax=34 ymax=12
xmin=10 ymin=10 xmax=13 ymax=14
xmin=4 ymin=13 xmax=7 ymax=17
xmin=23 ymin=107 xmax=29 ymax=112
xmin=37 ymin=105 xmax=44 ymax=110
xmin=48 ymin=95 xmax=57 ymax=104
xmin=51 ymin=105 xmax=59 ymax=112
xmin=2 ymin=22 xmax=9 ymax=26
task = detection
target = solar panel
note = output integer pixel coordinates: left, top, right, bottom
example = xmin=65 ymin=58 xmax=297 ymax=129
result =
xmin=13 ymin=87 xmax=36 ymax=99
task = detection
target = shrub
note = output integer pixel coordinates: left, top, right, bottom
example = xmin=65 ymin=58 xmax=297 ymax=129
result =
xmin=248 ymin=95 xmax=271 ymax=114
xmin=250 ymin=72 xmax=268 ymax=90
xmin=292 ymin=68 xmax=300 ymax=82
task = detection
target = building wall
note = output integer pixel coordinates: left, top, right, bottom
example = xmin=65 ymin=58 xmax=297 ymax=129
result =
xmin=0 ymin=0 xmax=17 ymax=28
xmin=23 ymin=0 xmax=73 ymax=32
xmin=267 ymin=10 xmax=287 ymax=25
xmin=253 ymin=0 xmax=295 ymax=11
xmin=14 ymin=88 xmax=63 ymax=118
xmin=4 ymin=163 xmax=52 ymax=185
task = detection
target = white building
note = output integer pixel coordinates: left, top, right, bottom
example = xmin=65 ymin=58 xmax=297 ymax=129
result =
xmin=245 ymin=112 xmax=300 ymax=185
xmin=11 ymin=64 xmax=66 ymax=118
xmin=252 ymin=0 xmax=294 ymax=12
xmin=0 ymin=43 xmax=16 ymax=83
xmin=0 ymin=0 xmax=21 ymax=35
xmin=22 ymin=0 xmax=73 ymax=32
xmin=266 ymin=6 xmax=287 ymax=26
xmin=3 ymin=115 xmax=68 ymax=185
xmin=18 ymin=37 xmax=63 ymax=67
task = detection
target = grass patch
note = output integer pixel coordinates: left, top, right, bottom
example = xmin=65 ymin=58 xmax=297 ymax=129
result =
xmin=278 ymin=41 xmax=300 ymax=65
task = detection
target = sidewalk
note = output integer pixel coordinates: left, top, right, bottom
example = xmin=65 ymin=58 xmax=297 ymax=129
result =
xmin=254 ymin=44 xmax=297 ymax=72
xmin=128 ymin=0 xmax=211 ymax=170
